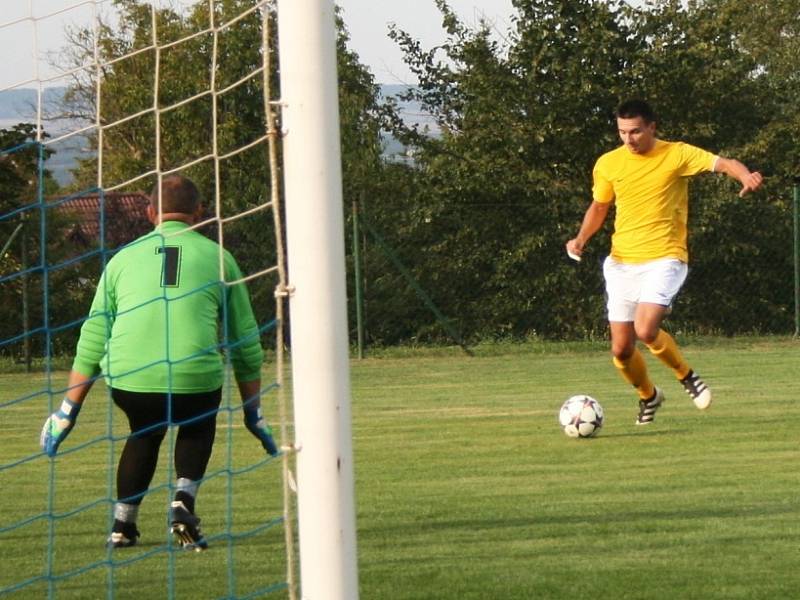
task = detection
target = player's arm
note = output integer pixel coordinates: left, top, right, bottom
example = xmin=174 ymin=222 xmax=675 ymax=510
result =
xmin=714 ymin=157 xmax=763 ymax=197
xmin=566 ymin=200 xmax=612 ymax=260
xmin=223 ymin=256 xmax=264 ymax=380
xmin=41 ymin=271 xmax=115 ymax=457
xmin=39 ymin=370 xmax=95 ymax=457
xmin=224 ymin=255 xmax=277 ymax=456
xmin=238 ymin=377 xmax=277 ymax=456
xmin=65 ymin=369 xmax=95 ymax=403
xmin=233 ymin=339 xmax=278 ymax=456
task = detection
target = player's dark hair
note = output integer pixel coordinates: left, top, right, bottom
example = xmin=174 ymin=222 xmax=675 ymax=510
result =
xmin=150 ymin=175 xmax=200 ymax=214
xmin=616 ymin=99 xmax=656 ymax=124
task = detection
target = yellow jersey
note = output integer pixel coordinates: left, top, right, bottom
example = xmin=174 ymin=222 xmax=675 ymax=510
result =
xmin=592 ymin=139 xmax=717 ymax=263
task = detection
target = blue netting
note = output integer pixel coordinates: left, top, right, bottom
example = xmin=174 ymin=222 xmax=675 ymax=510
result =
xmin=0 ymin=161 xmax=291 ymax=599
xmin=0 ymin=2 xmax=293 ymax=596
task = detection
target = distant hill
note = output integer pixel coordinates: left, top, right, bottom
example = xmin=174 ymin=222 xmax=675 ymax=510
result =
xmin=0 ymin=88 xmax=89 ymax=187
xmin=380 ymin=84 xmax=437 ymax=129
xmin=0 ymin=87 xmax=69 ymax=120
xmin=379 ymin=84 xmax=438 ymax=161
xmin=0 ymin=85 xmax=432 ymax=183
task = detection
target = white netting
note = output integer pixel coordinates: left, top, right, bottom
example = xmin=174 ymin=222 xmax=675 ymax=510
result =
xmin=0 ymin=1 xmax=296 ymax=597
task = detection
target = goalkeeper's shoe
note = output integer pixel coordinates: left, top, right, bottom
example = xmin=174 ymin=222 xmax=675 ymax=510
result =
xmin=635 ymin=387 xmax=664 ymax=425
xmin=680 ymin=370 xmax=712 ymax=410
xmin=170 ymin=501 xmax=208 ymax=552
xmin=106 ymin=520 xmax=140 ymax=549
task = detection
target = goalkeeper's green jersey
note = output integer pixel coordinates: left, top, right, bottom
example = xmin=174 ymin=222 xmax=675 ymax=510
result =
xmin=73 ymin=220 xmax=263 ymax=392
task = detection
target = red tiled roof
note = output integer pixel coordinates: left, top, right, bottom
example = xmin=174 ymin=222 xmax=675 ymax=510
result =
xmin=52 ymin=192 xmax=151 ymax=248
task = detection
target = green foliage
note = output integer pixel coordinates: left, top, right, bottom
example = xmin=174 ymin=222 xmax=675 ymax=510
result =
xmin=0 ymin=124 xmax=57 ymax=215
xmin=367 ymin=0 xmax=800 ymax=344
xmin=57 ymin=1 xmax=281 ymax=352
xmin=10 ymin=0 xmax=796 ymax=352
xmin=55 ymin=0 xmax=389 ymax=354
xmin=336 ymin=12 xmax=385 ymax=198
xmin=370 ymin=0 xmax=635 ymax=342
xmin=0 ymin=125 xmax=68 ymax=361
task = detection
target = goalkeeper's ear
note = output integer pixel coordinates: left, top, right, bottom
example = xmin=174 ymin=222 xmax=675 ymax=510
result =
xmin=146 ymin=204 xmax=158 ymax=225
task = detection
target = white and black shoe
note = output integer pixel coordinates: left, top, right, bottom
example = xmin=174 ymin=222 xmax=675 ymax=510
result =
xmin=636 ymin=387 xmax=664 ymax=425
xmin=107 ymin=520 xmax=140 ymax=548
xmin=170 ymin=501 xmax=208 ymax=551
xmin=681 ymin=370 xmax=712 ymax=410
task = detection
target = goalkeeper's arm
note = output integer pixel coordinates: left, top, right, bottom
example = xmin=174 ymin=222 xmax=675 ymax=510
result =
xmin=239 ymin=378 xmax=278 ymax=456
xmin=40 ymin=370 xmax=95 ymax=457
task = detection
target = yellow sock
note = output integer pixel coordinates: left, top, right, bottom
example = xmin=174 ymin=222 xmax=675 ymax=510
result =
xmin=612 ymin=348 xmax=655 ymax=400
xmin=645 ymin=329 xmax=690 ymax=380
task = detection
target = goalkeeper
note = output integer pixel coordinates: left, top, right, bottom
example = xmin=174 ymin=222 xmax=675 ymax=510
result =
xmin=40 ymin=175 xmax=278 ymax=551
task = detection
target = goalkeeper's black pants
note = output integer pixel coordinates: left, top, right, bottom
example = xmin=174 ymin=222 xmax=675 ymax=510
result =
xmin=111 ymin=388 xmax=222 ymax=507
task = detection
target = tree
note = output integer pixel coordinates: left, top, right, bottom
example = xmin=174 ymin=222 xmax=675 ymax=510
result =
xmin=374 ymin=0 xmax=638 ymax=342
xmin=629 ymin=0 xmax=797 ymax=334
xmin=374 ymin=0 xmax=800 ymax=342
xmin=0 ymin=124 xmax=67 ymax=361
xmin=54 ymin=0 xmax=391 ymax=350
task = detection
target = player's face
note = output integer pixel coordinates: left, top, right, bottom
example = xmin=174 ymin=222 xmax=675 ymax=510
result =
xmin=617 ymin=116 xmax=656 ymax=154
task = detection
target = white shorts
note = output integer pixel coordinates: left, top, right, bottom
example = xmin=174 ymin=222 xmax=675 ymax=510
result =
xmin=603 ymin=256 xmax=688 ymax=322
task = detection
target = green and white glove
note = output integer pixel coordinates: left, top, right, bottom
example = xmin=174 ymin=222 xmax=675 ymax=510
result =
xmin=243 ymin=405 xmax=278 ymax=456
xmin=40 ymin=398 xmax=81 ymax=457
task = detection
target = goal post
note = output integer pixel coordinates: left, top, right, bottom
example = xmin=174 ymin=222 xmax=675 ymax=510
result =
xmin=277 ymin=1 xmax=359 ymax=599
xmin=0 ymin=0 xmax=359 ymax=596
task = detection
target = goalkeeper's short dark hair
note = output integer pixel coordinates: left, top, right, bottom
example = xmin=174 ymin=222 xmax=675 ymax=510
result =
xmin=150 ymin=175 xmax=200 ymax=215
xmin=616 ymin=99 xmax=656 ymax=124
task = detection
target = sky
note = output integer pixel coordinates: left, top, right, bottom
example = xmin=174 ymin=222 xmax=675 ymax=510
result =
xmin=0 ymin=0 xmax=516 ymax=89
xmin=337 ymin=0 xmax=515 ymax=85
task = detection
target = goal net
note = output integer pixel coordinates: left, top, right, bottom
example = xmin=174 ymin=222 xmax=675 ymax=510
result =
xmin=0 ymin=1 xmax=305 ymax=597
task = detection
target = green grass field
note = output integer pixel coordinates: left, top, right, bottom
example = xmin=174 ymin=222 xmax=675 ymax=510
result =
xmin=2 ymin=338 xmax=798 ymax=599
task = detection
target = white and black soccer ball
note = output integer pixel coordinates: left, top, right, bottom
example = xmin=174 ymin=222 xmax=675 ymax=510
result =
xmin=559 ymin=395 xmax=604 ymax=438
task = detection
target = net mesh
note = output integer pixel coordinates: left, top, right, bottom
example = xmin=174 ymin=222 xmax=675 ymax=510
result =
xmin=0 ymin=1 xmax=296 ymax=597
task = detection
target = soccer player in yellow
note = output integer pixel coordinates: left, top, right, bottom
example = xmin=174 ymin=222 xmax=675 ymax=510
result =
xmin=566 ymin=100 xmax=763 ymax=425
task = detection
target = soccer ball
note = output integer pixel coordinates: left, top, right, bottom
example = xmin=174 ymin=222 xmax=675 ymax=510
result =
xmin=559 ymin=395 xmax=604 ymax=438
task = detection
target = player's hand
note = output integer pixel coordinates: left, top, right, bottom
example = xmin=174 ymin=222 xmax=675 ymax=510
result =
xmin=243 ymin=405 xmax=278 ymax=456
xmin=40 ymin=398 xmax=82 ymax=457
xmin=739 ymin=171 xmax=763 ymax=197
xmin=565 ymin=238 xmax=583 ymax=262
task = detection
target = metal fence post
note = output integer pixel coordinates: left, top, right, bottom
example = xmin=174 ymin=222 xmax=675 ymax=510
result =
xmin=352 ymin=199 xmax=365 ymax=358
xmin=794 ymin=177 xmax=800 ymax=337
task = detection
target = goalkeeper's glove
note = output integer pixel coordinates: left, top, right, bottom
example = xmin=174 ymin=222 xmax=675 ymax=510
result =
xmin=40 ymin=398 xmax=82 ymax=457
xmin=243 ymin=405 xmax=278 ymax=456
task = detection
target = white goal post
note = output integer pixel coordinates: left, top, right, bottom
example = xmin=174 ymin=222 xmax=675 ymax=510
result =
xmin=277 ymin=1 xmax=359 ymax=599
xmin=0 ymin=0 xmax=358 ymax=596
